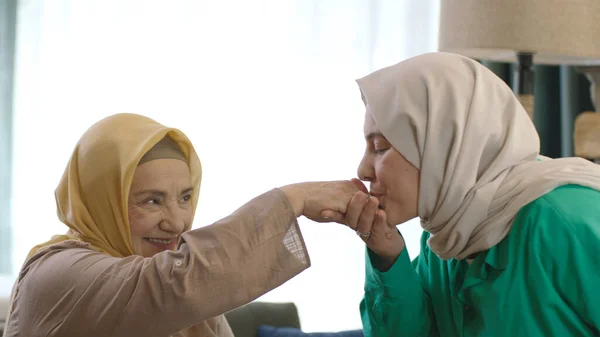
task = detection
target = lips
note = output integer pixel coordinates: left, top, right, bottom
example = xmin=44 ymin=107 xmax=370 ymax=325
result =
xmin=144 ymin=237 xmax=178 ymax=251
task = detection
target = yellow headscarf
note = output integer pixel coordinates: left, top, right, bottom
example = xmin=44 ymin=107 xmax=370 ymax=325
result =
xmin=27 ymin=113 xmax=202 ymax=259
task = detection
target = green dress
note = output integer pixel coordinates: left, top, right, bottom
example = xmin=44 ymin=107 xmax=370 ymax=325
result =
xmin=360 ymin=185 xmax=600 ymax=336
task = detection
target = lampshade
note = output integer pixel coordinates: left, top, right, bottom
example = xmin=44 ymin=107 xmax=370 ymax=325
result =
xmin=438 ymin=0 xmax=600 ymax=65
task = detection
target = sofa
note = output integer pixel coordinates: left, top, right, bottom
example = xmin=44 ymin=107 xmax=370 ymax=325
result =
xmin=225 ymin=302 xmax=302 ymax=337
xmin=0 ymin=302 xmax=287 ymax=336
xmin=225 ymin=302 xmax=364 ymax=337
xmin=0 ymin=301 xmax=362 ymax=336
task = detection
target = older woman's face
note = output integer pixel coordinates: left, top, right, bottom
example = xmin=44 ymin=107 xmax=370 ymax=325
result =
xmin=357 ymin=110 xmax=419 ymax=226
xmin=128 ymin=158 xmax=193 ymax=257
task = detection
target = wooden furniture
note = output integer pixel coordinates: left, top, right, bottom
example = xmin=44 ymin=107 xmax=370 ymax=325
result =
xmin=575 ymin=112 xmax=600 ymax=161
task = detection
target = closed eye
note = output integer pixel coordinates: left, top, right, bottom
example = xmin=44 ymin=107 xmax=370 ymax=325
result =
xmin=370 ymin=135 xmax=391 ymax=155
xmin=374 ymin=148 xmax=389 ymax=155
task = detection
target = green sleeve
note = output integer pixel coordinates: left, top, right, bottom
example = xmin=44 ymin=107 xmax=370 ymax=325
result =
xmin=360 ymin=233 xmax=438 ymax=337
xmin=534 ymin=196 xmax=600 ymax=330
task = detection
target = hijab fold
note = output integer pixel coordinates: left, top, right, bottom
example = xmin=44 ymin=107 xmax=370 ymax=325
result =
xmin=357 ymin=52 xmax=600 ymax=260
xmin=27 ymin=113 xmax=202 ymax=260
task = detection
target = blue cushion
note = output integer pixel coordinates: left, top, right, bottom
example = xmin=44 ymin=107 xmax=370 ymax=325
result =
xmin=258 ymin=325 xmax=364 ymax=337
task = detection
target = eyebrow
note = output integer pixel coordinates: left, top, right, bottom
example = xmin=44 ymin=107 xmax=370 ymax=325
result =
xmin=134 ymin=187 xmax=194 ymax=198
xmin=365 ymin=132 xmax=385 ymax=141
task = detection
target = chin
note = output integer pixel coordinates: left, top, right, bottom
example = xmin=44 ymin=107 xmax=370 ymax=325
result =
xmin=142 ymin=245 xmax=173 ymax=257
xmin=386 ymin=212 xmax=412 ymax=227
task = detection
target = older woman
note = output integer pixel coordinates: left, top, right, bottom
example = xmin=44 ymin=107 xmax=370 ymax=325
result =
xmin=345 ymin=52 xmax=600 ymax=336
xmin=3 ymin=113 xmax=360 ymax=337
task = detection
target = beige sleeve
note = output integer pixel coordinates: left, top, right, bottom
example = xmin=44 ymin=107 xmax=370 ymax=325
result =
xmin=9 ymin=189 xmax=309 ymax=337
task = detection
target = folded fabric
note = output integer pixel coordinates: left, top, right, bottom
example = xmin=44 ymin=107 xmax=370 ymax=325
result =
xmin=258 ymin=325 xmax=364 ymax=337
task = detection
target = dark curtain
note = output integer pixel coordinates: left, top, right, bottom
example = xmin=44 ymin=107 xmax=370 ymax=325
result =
xmin=481 ymin=61 xmax=595 ymax=159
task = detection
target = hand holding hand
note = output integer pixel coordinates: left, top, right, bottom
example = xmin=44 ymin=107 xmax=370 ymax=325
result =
xmin=280 ymin=180 xmax=359 ymax=222
xmin=324 ymin=179 xmax=406 ymax=270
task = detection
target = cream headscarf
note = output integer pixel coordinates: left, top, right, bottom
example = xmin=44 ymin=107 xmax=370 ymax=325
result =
xmin=27 ymin=113 xmax=202 ymax=259
xmin=357 ymin=52 xmax=600 ymax=260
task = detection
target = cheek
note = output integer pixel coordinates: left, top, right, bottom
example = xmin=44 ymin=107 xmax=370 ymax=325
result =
xmin=177 ymin=202 xmax=194 ymax=223
xmin=377 ymin=157 xmax=413 ymax=202
xmin=375 ymin=158 xmax=397 ymax=190
xmin=184 ymin=208 xmax=194 ymax=226
xmin=128 ymin=207 xmax=160 ymax=237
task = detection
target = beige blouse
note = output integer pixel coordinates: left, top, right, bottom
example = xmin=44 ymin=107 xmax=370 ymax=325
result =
xmin=3 ymin=189 xmax=310 ymax=337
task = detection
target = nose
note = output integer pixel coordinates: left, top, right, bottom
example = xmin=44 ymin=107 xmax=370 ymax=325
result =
xmin=159 ymin=203 xmax=187 ymax=235
xmin=357 ymin=152 xmax=375 ymax=182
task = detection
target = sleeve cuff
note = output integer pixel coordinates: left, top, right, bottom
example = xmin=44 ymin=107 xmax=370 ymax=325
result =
xmin=364 ymin=247 xmax=421 ymax=300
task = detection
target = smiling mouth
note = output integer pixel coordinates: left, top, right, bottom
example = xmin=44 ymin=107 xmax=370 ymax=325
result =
xmin=144 ymin=237 xmax=177 ymax=250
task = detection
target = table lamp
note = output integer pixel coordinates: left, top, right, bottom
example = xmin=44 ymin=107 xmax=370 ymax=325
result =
xmin=438 ymin=0 xmax=600 ymax=121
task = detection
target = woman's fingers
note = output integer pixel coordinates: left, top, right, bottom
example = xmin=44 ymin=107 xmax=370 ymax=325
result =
xmin=355 ymin=196 xmax=379 ymax=241
xmin=366 ymin=210 xmax=405 ymax=263
xmin=344 ymin=191 xmax=370 ymax=230
xmin=371 ymin=209 xmax=388 ymax=237
xmin=350 ymin=178 xmax=368 ymax=193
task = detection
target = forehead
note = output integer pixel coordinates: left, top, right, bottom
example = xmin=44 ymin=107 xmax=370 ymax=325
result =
xmin=131 ymin=159 xmax=191 ymax=189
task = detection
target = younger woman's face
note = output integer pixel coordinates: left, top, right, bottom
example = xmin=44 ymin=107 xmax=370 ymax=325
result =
xmin=357 ymin=110 xmax=419 ymax=226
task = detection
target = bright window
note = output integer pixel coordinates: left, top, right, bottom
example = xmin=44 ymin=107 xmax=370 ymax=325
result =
xmin=6 ymin=0 xmax=439 ymax=332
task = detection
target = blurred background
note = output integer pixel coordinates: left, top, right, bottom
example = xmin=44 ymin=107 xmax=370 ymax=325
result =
xmin=0 ymin=0 xmax=439 ymax=332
